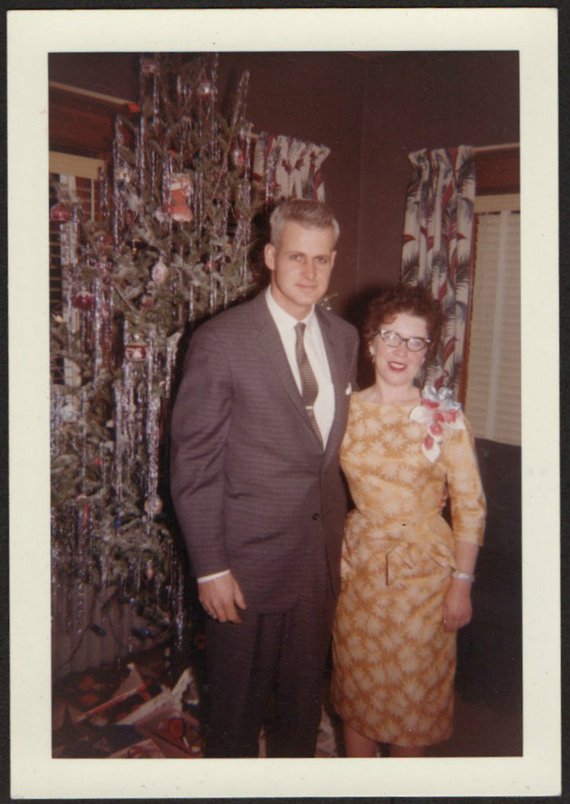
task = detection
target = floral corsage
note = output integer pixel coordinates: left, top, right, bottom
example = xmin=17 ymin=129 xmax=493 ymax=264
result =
xmin=409 ymin=385 xmax=465 ymax=462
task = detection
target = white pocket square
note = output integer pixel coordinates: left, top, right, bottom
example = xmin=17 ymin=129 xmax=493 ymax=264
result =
xmin=345 ymin=382 xmax=352 ymax=395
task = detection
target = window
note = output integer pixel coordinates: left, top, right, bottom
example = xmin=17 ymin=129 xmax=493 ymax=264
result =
xmin=465 ymin=196 xmax=520 ymax=446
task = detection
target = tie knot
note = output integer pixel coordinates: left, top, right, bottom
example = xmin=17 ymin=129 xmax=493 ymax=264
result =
xmin=295 ymin=322 xmax=306 ymax=337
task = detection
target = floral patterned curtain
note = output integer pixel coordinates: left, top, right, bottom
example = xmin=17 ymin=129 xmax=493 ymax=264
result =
xmin=400 ymin=146 xmax=476 ymax=397
xmin=252 ymin=133 xmax=330 ymax=203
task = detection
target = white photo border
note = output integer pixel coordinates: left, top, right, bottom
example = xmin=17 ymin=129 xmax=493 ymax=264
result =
xmin=8 ymin=7 xmax=560 ymax=798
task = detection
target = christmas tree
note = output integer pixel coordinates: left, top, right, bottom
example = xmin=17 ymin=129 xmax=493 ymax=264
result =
xmin=50 ymin=54 xmax=257 ymax=665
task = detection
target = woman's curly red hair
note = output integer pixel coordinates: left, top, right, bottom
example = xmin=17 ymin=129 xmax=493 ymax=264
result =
xmin=362 ymin=284 xmax=443 ymax=359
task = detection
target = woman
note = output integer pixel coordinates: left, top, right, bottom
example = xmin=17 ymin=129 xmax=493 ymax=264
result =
xmin=331 ymin=284 xmax=486 ymax=757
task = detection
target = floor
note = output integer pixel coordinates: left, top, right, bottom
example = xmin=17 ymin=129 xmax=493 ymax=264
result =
xmin=52 ymin=620 xmax=523 ymax=759
xmin=314 ymin=690 xmax=522 ymax=759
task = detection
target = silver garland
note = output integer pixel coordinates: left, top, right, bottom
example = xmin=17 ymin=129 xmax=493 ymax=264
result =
xmin=50 ymin=54 xmax=256 ymax=669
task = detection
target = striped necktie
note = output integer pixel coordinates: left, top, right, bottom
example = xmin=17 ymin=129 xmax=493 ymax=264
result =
xmin=295 ymin=322 xmax=323 ymax=447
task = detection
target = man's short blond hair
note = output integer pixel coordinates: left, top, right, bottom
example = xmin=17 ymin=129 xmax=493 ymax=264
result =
xmin=269 ymin=199 xmax=340 ymax=247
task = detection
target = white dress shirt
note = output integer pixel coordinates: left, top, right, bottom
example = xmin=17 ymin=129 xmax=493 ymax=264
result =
xmin=198 ymin=287 xmax=335 ymax=584
xmin=265 ymin=287 xmax=335 ymax=446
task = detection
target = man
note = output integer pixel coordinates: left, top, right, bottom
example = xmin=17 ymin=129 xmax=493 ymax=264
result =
xmin=170 ymin=199 xmax=359 ymax=757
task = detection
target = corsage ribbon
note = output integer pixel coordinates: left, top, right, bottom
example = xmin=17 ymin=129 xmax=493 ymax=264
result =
xmin=409 ymin=384 xmax=465 ymax=462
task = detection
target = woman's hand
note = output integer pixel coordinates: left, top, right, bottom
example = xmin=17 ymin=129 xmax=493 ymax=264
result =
xmin=442 ymin=578 xmax=473 ymax=632
xmin=444 ymin=541 xmax=479 ymax=631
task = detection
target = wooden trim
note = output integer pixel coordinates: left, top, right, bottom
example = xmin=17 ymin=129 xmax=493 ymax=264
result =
xmin=49 ymin=85 xmax=135 ymax=159
xmin=49 ymin=153 xmax=105 ymax=180
xmin=460 ymin=215 xmax=479 ymax=407
xmin=49 ymin=80 xmax=134 ymax=106
xmin=473 ymin=142 xmax=519 ymax=153
xmin=475 ymin=146 xmax=519 ymax=196
xmin=475 ymin=194 xmax=520 ymax=214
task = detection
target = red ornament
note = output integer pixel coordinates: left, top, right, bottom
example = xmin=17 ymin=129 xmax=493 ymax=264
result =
xmin=73 ymin=291 xmax=95 ymax=311
xmin=127 ymin=103 xmax=141 ymax=114
xmin=50 ymin=202 xmax=72 ymax=222
xmin=125 ymin=342 xmax=147 ymax=361
xmin=166 ymin=173 xmax=193 ymax=223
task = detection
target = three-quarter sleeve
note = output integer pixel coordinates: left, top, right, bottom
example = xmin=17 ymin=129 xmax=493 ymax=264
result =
xmin=441 ymin=412 xmax=486 ymax=546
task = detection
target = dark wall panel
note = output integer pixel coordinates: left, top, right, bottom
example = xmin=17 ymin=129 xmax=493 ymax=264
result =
xmin=49 ymin=52 xmax=139 ymax=102
xmin=48 ymin=50 xmax=519 ymax=313
xmin=357 ymin=52 xmax=519 ymax=294
xmin=216 ymin=52 xmax=366 ymax=312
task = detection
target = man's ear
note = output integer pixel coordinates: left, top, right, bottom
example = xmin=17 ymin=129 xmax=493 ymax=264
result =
xmin=264 ymin=242 xmax=275 ymax=272
xmin=331 ymin=250 xmax=337 ymax=268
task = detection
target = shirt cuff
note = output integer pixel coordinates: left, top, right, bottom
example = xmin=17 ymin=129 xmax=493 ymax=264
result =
xmin=197 ymin=569 xmax=230 ymax=583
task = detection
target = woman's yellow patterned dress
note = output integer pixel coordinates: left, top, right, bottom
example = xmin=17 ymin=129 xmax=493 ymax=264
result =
xmin=331 ymin=394 xmax=486 ymax=747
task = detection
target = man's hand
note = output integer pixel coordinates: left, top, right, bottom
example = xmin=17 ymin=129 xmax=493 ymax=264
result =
xmin=199 ymin=573 xmax=247 ymax=623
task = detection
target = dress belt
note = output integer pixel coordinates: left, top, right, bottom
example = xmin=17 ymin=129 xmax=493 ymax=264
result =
xmin=382 ymin=540 xmax=454 ymax=585
xmin=351 ymin=509 xmax=455 ymax=585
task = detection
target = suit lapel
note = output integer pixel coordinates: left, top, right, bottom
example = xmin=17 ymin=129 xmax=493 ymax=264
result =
xmin=251 ymin=294 xmax=348 ymax=454
xmin=316 ymin=306 xmax=348 ymax=460
xmin=251 ymin=293 xmax=311 ymax=430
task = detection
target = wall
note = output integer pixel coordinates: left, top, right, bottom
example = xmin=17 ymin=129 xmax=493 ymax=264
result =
xmin=49 ymin=50 xmax=519 ymax=313
xmin=357 ymin=51 xmax=519 ymax=296
xmin=215 ymin=53 xmax=366 ymax=311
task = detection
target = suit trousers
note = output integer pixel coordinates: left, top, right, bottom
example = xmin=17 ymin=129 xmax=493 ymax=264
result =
xmin=203 ymin=557 xmax=336 ymax=758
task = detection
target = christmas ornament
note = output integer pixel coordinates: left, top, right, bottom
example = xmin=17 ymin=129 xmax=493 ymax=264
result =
xmin=132 ymin=627 xmax=153 ymax=641
xmin=124 ymin=342 xmax=147 ymax=361
xmin=73 ymin=291 xmax=95 ymax=311
xmin=127 ymin=236 xmax=146 ymax=257
xmin=166 ymin=173 xmax=193 ymax=223
xmin=151 ymin=257 xmax=169 ymax=285
xmin=144 ymin=494 xmax=163 ymax=517
xmin=232 ymin=148 xmax=246 ymax=169
xmin=50 ymin=202 xmax=73 ymax=222
xmin=114 ymin=165 xmax=130 ymax=185
xmin=197 ymin=80 xmax=213 ymax=98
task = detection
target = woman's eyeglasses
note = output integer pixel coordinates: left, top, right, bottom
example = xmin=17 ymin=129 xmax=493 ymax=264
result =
xmin=377 ymin=329 xmax=431 ymax=352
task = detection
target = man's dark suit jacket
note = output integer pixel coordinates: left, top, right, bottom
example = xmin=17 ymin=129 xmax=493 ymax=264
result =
xmin=170 ymin=291 xmax=359 ymax=612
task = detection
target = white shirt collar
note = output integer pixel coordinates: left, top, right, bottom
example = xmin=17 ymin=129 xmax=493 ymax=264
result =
xmin=265 ymin=286 xmax=316 ymax=331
